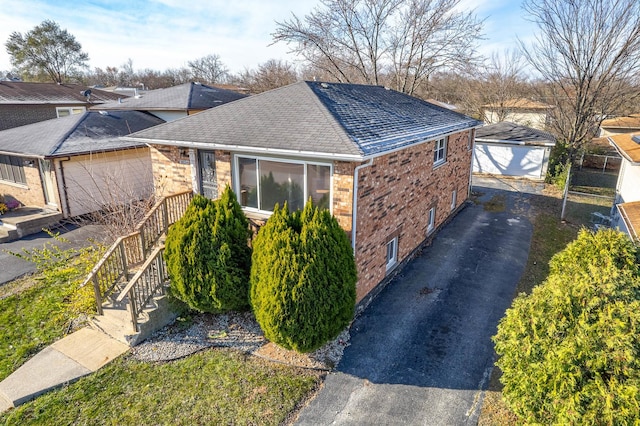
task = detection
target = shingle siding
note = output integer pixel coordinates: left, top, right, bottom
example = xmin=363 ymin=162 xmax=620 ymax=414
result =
xmin=0 ymin=105 xmax=58 ymax=130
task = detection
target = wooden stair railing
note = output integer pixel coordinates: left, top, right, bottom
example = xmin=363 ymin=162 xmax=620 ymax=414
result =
xmin=82 ymin=191 xmax=193 ymax=314
xmin=116 ymin=246 xmax=168 ymax=332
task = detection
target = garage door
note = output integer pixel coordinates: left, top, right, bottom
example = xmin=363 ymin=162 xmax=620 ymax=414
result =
xmin=62 ymin=149 xmax=154 ymax=217
xmin=473 ymin=143 xmax=546 ymax=179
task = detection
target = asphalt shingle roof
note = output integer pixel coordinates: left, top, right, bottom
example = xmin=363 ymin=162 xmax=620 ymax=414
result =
xmin=475 ymin=121 xmax=556 ymax=146
xmin=0 ymin=111 xmax=164 ymax=158
xmin=94 ymin=82 xmax=247 ymax=111
xmin=0 ymin=81 xmax=122 ymax=105
xmin=126 ymin=81 xmax=481 ymax=159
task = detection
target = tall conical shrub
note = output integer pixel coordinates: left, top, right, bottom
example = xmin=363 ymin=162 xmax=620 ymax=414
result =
xmin=250 ymin=200 xmax=357 ymax=353
xmin=164 ymin=186 xmax=252 ymax=313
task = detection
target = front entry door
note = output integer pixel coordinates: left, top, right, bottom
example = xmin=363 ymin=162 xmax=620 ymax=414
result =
xmin=39 ymin=159 xmax=58 ymax=207
xmin=199 ymin=150 xmax=218 ymax=199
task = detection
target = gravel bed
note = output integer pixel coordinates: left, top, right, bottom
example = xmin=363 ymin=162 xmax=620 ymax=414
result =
xmin=131 ymin=310 xmax=351 ymax=370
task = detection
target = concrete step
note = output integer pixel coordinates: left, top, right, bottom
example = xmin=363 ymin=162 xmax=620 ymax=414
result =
xmin=89 ymin=290 xmax=177 ymax=346
xmin=0 ymin=208 xmax=62 ymax=242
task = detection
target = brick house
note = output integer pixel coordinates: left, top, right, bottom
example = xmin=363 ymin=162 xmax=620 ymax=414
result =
xmin=482 ymin=98 xmax=553 ymax=131
xmin=0 ymin=111 xmax=163 ymax=217
xmin=90 ymin=82 xmax=247 ymax=122
xmin=0 ymin=81 xmax=123 ymax=130
xmin=125 ymin=81 xmax=482 ymax=302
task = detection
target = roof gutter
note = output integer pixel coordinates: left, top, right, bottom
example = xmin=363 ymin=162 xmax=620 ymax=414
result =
xmin=475 ymin=137 xmax=556 ymax=147
xmin=122 ymin=123 xmax=482 ymax=164
xmin=608 ymin=136 xmax=640 ymax=165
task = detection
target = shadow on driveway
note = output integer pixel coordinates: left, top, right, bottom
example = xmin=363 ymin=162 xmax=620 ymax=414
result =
xmin=296 ymin=186 xmax=533 ymax=425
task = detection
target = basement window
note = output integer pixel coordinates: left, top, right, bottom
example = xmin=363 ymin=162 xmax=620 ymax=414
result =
xmin=386 ymin=237 xmax=398 ymax=271
xmin=427 ymin=207 xmax=436 ymax=234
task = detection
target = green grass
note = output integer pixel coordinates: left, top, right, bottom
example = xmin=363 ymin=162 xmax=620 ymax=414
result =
xmin=479 ymin=191 xmax=581 ymax=426
xmin=1 ymin=350 xmax=321 ymax=425
xmin=0 ymin=251 xmax=98 ymax=382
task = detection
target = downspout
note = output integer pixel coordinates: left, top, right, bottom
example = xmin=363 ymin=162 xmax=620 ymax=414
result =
xmin=351 ymin=159 xmax=373 ymax=253
xmin=468 ymin=130 xmax=475 ymax=198
xmin=57 ymin=157 xmax=72 ymax=218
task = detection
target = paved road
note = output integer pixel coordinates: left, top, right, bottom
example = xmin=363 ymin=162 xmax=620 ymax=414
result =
xmin=296 ymin=185 xmax=533 ymax=425
xmin=0 ymin=224 xmax=105 ymax=285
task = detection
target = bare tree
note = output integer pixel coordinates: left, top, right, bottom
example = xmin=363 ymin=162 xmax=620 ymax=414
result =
xmin=480 ymin=50 xmax=531 ymax=122
xmin=273 ymin=0 xmax=483 ymax=95
xmin=237 ymin=59 xmax=298 ymax=93
xmin=521 ymin=0 xmax=640 ymax=155
xmin=188 ymin=54 xmax=228 ymax=84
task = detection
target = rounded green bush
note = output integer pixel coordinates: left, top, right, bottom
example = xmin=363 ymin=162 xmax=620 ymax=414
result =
xmin=494 ymin=229 xmax=640 ymax=424
xmin=250 ymin=200 xmax=357 ymax=353
xmin=164 ymin=187 xmax=252 ymax=313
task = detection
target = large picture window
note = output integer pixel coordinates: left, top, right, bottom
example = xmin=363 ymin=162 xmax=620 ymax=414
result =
xmin=0 ymin=155 xmax=27 ymax=185
xmin=237 ymin=156 xmax=331 ymax=213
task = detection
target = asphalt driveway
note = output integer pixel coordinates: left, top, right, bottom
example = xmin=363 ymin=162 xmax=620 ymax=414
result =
xmin=0 ymin=224 xmax=105 ymax=285
xmin=296 ymin=185 xmax=533 ymax=425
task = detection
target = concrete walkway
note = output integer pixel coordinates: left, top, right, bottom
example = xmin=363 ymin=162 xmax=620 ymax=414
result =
xmin=0 ymin=328 xmax=129 ymax=413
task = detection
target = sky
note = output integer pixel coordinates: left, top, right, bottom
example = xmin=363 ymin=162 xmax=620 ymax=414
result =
xmin=0 ymin=0 xmax=538 ymax=76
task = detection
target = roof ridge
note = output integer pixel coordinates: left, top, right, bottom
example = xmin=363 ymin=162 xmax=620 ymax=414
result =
xmin=48 ymin=113 xmax=88 ymax=156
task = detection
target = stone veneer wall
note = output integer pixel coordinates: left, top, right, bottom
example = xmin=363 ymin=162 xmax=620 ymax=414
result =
xmin=0 ymin=158 xmax=46 ymax=207
xmin=149 ymin=145 xmax=194 ymax=196
xmin=353 ymin=130 xmax=473 ymax=300
xmin=150 ymin=146 xmax=233 ymax=197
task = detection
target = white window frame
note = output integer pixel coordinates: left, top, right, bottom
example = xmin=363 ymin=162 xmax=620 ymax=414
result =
xmin=386 ymin=237 xmax=398 ymax=271
xmin=451 ymin=190 xmax=457 ymax=211
xmin=233 ymin=155 xmax=333 ymax=214
xmin=427 ymin=207 xmax=436 ymax=234
xmin=56 ymin=106 xmax=86 ymax=118
xmin=434 ymin=137 xmax=448 ymax=166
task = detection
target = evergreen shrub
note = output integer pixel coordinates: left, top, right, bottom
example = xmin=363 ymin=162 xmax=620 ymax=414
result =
xmin=494 ymin=229 xmax=640 ymax=424
xmin=164 ymin=187 xmax=252 ymax=313
xmin=250 ymin=200 xmax=357 ymax=353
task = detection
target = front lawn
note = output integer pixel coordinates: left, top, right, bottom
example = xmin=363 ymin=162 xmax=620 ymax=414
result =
xmin=0 ymin=245 xmax=99 ymax=381
xmin=1 ymin=350 xmax=321 ymax=425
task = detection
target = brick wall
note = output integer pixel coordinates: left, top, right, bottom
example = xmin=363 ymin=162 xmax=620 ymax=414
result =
xmin=150 ymin=146 xmax=234 ymax=197
xmin=149 ymin=145 xmax=193 ymax=196
xmin=353 ymin=130 xmax=473 ymax=300
xmin=332 ymin=161 xmax=355 ymax=233
xmin=0 ymin=158 xmax=46 ymax=207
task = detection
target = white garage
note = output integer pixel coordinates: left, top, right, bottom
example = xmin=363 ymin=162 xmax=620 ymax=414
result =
xmin=473 ymin=122 xmax=555 ymax=180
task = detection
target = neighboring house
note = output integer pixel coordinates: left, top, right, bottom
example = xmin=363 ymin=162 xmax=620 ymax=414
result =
xmin=124 ymin=81 xmax=482 ymax=302
xmin=0 ymin=81 xmax=123 ymax=130
xmin=599 ymin=114 xmax=640 ymax=137
xmin=483 ymin=98 xmax=553 ymax=131
xmin=92 ymin=82 xmax=247 ymax=122
xmin=0 ymin=111 xmax=164 ymax=217
xmin=473 ymin=121 xmax=556 ymax=180
xmin=609 ymin=132 xmax=640 ymax=242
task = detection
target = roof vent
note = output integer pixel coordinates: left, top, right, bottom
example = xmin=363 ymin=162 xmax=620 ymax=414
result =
xmin=134 ymin=95 xmax=142 ymax=99
xmin=320 ymin=82 xmax=329 ymax=89
xmin=633 ymin=135 xmax=640 ymax=144
xmin=99 ymin=110 xmax=109 ymax=116
xmin=384 ymin=86 xmax=390 ymax=90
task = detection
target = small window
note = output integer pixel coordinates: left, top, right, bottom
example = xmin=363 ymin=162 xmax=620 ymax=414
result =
xmin=56 ymin=106 xmax=86 ymax=118
xmin=386 ymin=237 xmax=398 ymax=271
xmin=427 ymin=207 xmax=436 ymax=233
xmin=0 ymin=155 xmax=26 ymax=185
xmin=451 ymin=190 xmax=457 ymax=211
xmin=434 ymin=137 xmax=447 ymax=166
